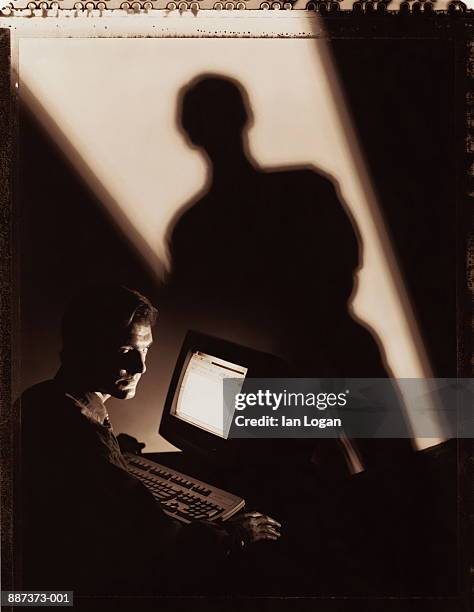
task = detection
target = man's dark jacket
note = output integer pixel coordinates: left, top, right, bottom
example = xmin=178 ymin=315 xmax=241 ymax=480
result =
xmin=20 ymin=379 xmax=236 ymax=595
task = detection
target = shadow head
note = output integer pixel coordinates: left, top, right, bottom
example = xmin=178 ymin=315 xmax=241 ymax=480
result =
xmin=177 ymin=74 xmax=254 ymax=158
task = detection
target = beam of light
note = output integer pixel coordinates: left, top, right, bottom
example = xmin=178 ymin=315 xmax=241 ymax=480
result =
xmin=17 ymin=26 xmax=446 ymax=450
xmin=18 ymin=81 xmax=166 ymax=282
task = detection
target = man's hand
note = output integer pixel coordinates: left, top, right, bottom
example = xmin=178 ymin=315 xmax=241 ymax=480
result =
xmin=228 ymin=511 xmax=281 ymax=544
xmin=117 ymin=433 xmax=146 ymax=455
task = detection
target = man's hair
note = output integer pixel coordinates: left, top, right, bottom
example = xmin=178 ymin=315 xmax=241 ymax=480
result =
xmin=60 ymin=284 xmax=157 ymax=365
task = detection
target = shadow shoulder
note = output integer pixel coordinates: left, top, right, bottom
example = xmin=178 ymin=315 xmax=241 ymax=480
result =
xmin=335 ymin=319 xmax=390 ymax=378
xmin=262 ymin=164 xmax=340 ymax=191
xmin=167 ymin=196 xmax=208 ymax=246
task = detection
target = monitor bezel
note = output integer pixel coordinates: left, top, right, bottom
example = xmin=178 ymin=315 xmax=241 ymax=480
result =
xmin=159 ymin=330 xmax=287 ymax=459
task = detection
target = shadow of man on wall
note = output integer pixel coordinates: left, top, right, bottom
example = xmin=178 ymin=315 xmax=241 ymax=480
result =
xmin=166 ymin=74 xmax=386 ymax=380
xmin=163 ymin=74 xmax=439 ymax=595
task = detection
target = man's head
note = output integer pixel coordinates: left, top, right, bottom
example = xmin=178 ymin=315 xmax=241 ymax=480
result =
xmin=60 ymin=285 xmax=157 ymax=400
xmin=178 ymin=74 xmax=252 ymax=159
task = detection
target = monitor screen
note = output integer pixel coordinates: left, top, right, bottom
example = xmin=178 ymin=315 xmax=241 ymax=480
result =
xmin=171 ymin=351 xmax=248 ymax=439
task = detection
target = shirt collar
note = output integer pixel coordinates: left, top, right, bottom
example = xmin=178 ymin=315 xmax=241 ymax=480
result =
xmin=65 ymin=391 xmax=111 ymax=427
xmin=54 ymin=369 xmax=111 ymax=427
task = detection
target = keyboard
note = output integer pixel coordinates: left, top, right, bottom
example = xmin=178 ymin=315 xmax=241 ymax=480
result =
xmin=125 ymin=452 xmax=245 ymax=524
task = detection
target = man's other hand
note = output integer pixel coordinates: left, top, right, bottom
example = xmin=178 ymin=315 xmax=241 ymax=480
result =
xmin=117 ymin=433 xmax=146 ymax=455
xmin=228 ymin=511 xmax=281 ymax=544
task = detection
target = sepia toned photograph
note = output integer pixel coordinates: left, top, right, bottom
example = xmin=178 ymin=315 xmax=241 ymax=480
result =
xmin=0 ymin=10 xmax=472 ymax=612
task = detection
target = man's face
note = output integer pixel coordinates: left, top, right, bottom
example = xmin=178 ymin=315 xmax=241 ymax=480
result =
xmin=94 ymin=322 xmax=153 ymax=400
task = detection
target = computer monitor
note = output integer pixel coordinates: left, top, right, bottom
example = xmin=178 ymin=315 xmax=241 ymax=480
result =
xmin=159 ymin=330 xmax=287 ymax=460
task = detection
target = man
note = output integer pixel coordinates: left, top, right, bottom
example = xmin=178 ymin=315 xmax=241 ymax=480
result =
xmin=20 ymin=284 xmax=280 ymax=596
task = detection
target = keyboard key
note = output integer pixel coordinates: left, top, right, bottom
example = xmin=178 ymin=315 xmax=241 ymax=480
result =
xmin=191 ymin=485 xmax=212 ymax=496
xmin=156 ymin=493 xmax=175 ymax=501
xmin=162 ymin=502 xmax=179 ymax=512
xmin=176 ymin=509 xmax=194 ymax=519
